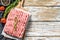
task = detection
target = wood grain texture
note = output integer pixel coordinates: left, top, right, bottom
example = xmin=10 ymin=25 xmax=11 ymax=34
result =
xmin=25 ymin=22 xmax=60 ymax=36
xmin=23 ymin=0 xmax=60 ymax=40
xmin=24 ymin=7 xmax=60 ymax=21
xmin=24 ymin=0 xmax=60 ymax=6
xmin=24 ymin=37 xmax=60 ymax=40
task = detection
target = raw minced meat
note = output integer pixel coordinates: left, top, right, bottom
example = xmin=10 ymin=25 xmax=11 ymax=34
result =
xmin=4 ymin=8 xmax=29 ymax=38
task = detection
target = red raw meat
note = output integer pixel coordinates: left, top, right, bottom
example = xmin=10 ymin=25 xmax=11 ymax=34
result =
xmin=4 ymin=8 xmax=29 ymax=38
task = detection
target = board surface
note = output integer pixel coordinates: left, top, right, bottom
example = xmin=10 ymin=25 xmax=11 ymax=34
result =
xmin=24 ymin=7 xmax=60 ymax=21
xmin=24 ymin=37 xmax=60 ymax=40
xmin=24 ymin=0 xmax=60 ymax=6
xmin=23 ymin=0 xmax=60 ymax=39
xmin=25 ymin=22 xmax=60 ymax=36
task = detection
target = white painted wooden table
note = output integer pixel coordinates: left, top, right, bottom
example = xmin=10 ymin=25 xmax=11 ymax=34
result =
xmin=23 ymin=0 xmax=60 ymax=40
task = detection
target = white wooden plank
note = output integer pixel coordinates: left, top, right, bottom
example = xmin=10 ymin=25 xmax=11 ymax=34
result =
xmin=24 ymin=0 xmax=60 ymax=6
xmin=25 ymin=22 xmax=60 ymax=36
xmin=24 ymin=7 xmax=60 ymax=21
xmin=24 ymin=37 xmax=60 ymax=40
